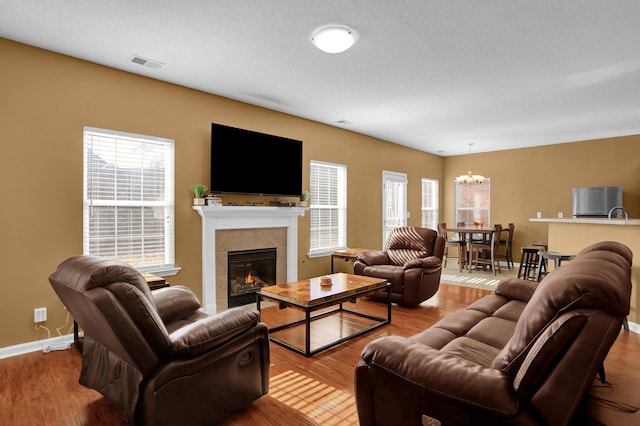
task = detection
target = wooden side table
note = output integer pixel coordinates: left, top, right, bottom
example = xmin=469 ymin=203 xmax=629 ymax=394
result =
xmin=142 ymin=272 xmax=170 ymax=290
xmin=331 ymin=248 xmax=372 ymax=273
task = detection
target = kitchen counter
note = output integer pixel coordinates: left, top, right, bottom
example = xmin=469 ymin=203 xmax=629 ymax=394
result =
xmin=530 ymin=217 xmax=640 ymax=225
xmin=531 ymin=218 xmax=640 ymax=327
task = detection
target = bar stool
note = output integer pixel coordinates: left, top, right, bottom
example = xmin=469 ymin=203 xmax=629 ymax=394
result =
xmin=536 ymin=251 xmax=575 ymax=282
xmin=531 ymin=242 xmax=548 ymax=277
xmin=518 ymin=246 xmax=541 ymax=281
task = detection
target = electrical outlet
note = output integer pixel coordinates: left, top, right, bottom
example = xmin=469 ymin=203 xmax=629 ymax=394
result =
xmin=34 ymin=307 xmax=47 ymax=323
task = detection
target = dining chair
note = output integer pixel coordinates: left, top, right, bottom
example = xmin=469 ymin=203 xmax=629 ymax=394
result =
xmin=468 ymin=224 xmax=502 ymax=275
xmin=498 ymin=223 xmax=515 ymax=270
xmin=437 ymin=223 xmax=466 ymax=271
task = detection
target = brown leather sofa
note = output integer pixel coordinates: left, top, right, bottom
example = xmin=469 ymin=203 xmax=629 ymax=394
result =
xmin=353 ymin=226 xmax=445 ymax=307
xmin=355 ymin=241 xmax=632 ymax=425
xmin=49 ymin=255 xmax=270 ymax=425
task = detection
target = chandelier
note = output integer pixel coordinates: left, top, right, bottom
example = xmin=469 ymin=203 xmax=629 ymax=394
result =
xmin=456 ymin=143 xmax=485 ymax=184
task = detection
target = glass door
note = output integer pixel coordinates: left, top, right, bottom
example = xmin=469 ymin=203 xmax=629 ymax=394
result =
xmin=382 ymin=171 xmax=407 ymax=248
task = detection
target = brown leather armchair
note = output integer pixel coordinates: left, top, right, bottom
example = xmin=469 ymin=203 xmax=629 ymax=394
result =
xmin=48 ymin=255 xmax=270 ymax=425
xmin=353 ymin=226 xmax=445 ymax=307
xmin=354 ymin=241 xmax=632 ymax=425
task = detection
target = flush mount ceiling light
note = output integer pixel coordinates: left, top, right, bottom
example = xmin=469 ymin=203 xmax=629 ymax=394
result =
xmin=310 ymin=25 xmax=358 ymax=53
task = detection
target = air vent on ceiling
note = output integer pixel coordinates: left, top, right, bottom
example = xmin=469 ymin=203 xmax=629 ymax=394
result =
xmin=128 ymin=55 xmax=163 ymax=69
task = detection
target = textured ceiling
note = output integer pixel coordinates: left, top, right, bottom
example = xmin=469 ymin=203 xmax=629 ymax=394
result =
xmin=1 ymin=0 xmax=639 ymax=155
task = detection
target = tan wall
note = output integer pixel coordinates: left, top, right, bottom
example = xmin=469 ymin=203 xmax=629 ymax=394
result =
xmin=0 ymin=38 xmax=442 ymax=347
xmin=546 ymin=223 xmax=640 ymax=323
xmin=2 ymin=37 xmax=639 ymax=348
xmin=443 ymin=137 xmax=640 ymax=259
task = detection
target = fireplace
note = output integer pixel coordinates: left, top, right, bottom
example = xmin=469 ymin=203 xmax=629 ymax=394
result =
xmin=228 ymin=248 xmax=277 ymax=307
xmin=193 ymin=205 xmax=305 ymax=313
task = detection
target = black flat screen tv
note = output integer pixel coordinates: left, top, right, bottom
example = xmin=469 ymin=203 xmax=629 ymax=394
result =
xmin=210 ymin=123 xmax=303 ymax=197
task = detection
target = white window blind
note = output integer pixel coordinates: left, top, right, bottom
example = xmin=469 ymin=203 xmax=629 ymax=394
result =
xmin=421 ymin=178 xmax=439 ymax=230
xmin=83 ymin=127 xmax=176 ymax=274
xmin=309 ymin=160 xmax=347 ymax=257
xmin=454 ymin=178 xmax=491 ymax=225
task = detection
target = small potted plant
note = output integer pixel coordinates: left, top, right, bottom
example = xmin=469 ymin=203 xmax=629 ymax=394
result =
xmin=192 ymin=184 xmax=208 ymax=206
xmin=299 ymin=190 xmax=310 ymax=207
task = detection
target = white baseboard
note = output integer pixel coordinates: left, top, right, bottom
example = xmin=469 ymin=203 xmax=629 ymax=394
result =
xmin=0 ymin=334 xmax=74 ymax=359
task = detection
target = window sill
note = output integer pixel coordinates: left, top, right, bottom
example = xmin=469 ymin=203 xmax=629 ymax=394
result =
xmin=136 ymin=265 xmax=181 ymax=277
xmin=307 ymin=247 xmax=348 ymax=259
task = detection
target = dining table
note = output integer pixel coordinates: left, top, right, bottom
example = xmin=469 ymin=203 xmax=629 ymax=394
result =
xmin=444 ymin=224 xmax=500 ymax=271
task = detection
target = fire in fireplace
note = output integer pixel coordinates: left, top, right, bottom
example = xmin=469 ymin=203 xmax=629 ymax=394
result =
xmin=228 ymin=248 xmax=276 ymax=307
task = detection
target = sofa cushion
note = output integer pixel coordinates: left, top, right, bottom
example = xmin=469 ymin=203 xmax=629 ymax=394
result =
xmin=409 ymin=292 xmax=527 ymax=368
xmin=355 ymin=264 xmax=405 ymax=294
xmin=153 ymin=285 xmax=202 ymax=324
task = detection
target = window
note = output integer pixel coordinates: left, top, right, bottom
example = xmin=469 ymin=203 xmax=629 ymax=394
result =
xmin=382 ymin=171 xmax=407 ymax=247
xmin=83 ymin=127 xmax=177 ymax=275
xmin=421 ymin=178 xmax=439 ymax=230
xmin=308 ymin=161 xmax=347 ymax=257
xmin=454 ymin=179 xmax=490 ymax=225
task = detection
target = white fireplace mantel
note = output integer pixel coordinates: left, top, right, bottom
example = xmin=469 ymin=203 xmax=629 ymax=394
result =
xmin=193 ymin=205 xmax=306 ymax=313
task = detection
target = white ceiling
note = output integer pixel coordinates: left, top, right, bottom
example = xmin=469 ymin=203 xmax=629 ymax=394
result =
xmin=2 ymin=0 xmax=639 ymax=156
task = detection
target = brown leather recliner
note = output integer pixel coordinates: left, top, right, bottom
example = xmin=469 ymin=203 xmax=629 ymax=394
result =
xmin=355 ymin=241 xmax=632 ymax=425
xmin=48 ymin=255 xmax=270 ymax=425
xmin=353 ymin=226 xmax=445 ymax=307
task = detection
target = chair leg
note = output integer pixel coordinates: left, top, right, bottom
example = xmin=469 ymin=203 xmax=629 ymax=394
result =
xmin=469 ymin=246 xmax=480 ymax=273
xmin=509 ymin=244 xmax=515 ymax=269
xmin=443 ymin=246 xmax=448 ymax=268
xmin=458 ymin=244 xmax=466 ymax=272
xmin=492 ymin=247 xmax=501 ymax=275
xmin=499 ymin=242 xmax=512 ymax=270
xmin=507 ymin=244 xmax=514 ymax=269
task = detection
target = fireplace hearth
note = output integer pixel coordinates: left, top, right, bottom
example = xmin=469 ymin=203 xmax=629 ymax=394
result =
xmin=228 ymin=248 xmax=276 ymax=307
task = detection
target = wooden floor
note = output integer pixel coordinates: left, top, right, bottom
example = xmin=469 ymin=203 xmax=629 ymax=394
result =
xmin=1 ymin=283 xmax=638 ymax=425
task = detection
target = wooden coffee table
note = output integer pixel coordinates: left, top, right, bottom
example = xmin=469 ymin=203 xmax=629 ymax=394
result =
xmin=257 ymin=273 xmax=390 ymax=357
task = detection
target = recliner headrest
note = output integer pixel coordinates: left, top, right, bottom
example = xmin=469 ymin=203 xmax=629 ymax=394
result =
xmin=576 ymin=240 xmax=633 ymax=264
xmin=385 ymin=226 xmax=436 ymax=265
xmin=49 ymin=255 xmax=155 ymax=308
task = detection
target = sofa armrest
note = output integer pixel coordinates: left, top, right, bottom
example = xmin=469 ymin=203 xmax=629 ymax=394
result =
xmin=356 ymin=250 xmax=391 ymax=266
xmin=168 ymin=307 xmax=261 ymax=356
xmin=403 ymin=256 xmax=441 ymax=271
xmin=360 ymin=336 xmax=518 ymax=416
xmin=153 ymin=285 xmax=202 ymax=324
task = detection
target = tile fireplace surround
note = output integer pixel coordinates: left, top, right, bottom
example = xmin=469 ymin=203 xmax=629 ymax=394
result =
xmin=193 ymin=205 xmax=306 ymax=313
